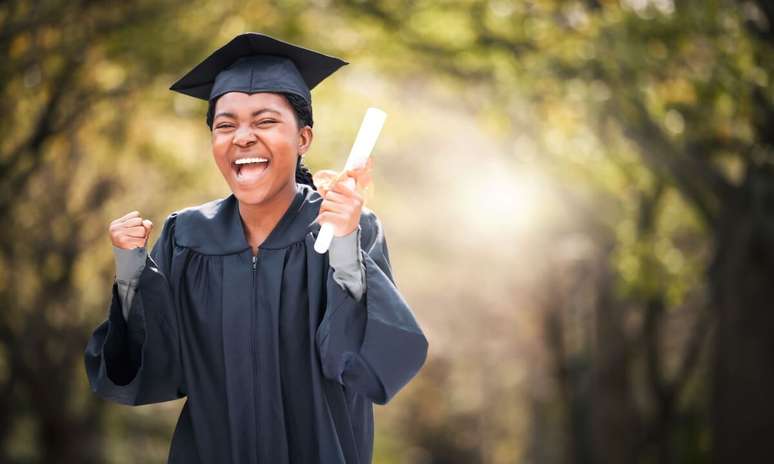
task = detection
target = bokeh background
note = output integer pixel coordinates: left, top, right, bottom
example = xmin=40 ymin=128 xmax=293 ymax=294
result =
xmin=2 ymin=0 xmax=773 ymax=462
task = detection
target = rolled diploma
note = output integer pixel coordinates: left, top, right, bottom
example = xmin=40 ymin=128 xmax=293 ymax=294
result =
xmin=314 ymin=107 xmax=387 ymax=254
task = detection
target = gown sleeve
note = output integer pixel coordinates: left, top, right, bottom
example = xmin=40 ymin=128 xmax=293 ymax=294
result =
xmin=84 ymin=213 xmax=184 ymax=406
xmin=315 ymin=210 xmax=429 ymax=405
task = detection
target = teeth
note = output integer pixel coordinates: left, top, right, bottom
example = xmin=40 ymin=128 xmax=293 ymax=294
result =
xmin=234 ymin=157 xmax=269 ymax=165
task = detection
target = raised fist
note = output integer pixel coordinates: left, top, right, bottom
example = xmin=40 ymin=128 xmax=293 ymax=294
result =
xmin=109 ymin=211 xmax=153 ymax=250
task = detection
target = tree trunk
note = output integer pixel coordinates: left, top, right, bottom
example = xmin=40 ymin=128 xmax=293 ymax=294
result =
xmin=589 ymin=256 xmax=641 ymax=464
xmin=709 ymin=176 xmax=774 ymax=462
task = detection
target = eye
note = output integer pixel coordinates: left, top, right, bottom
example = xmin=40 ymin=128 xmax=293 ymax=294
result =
xmin=255 ymin=119 xmax=278 ymax=126
xmin=215 ymin=123 xmax=235 ymax=130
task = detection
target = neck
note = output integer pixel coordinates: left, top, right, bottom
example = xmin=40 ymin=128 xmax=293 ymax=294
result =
xmin=238 ymin=182 xmax=298 ymax=252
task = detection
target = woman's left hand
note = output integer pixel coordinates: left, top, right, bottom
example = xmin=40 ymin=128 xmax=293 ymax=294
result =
xmin=314 ymin=158 xmax=373 ymax=237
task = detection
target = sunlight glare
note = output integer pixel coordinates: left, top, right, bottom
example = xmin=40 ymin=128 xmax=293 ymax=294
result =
xmin=459 ymin=163 xmax=547 ymax=237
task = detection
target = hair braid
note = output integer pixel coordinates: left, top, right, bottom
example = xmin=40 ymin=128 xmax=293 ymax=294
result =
xmin=285 ymin=92 xmax=315 ymax=189
xmin=295 ymin=155 xmax=315 ymax=188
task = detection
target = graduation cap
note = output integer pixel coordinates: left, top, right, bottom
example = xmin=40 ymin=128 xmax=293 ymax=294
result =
xmin=169 ymin=32 xmax=348 ymax=108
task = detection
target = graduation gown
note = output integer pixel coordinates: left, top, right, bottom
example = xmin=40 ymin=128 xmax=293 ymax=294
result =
xmin=84 ymin=183 xmax=428 ymax=463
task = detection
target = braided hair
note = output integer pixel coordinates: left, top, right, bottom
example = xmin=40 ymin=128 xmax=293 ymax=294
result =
xmin=205 ymin=92 xmax=316 ymax=189
xmin=282 ymin=93 xmax=315 ymax=189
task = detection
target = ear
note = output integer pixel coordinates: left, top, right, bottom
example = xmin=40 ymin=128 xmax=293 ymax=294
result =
xmin=297 ymin=125 xmax=313 ymax=155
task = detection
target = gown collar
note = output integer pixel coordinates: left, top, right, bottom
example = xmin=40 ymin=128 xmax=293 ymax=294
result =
xmin=175 ymin=183 xmax=322 ymax=255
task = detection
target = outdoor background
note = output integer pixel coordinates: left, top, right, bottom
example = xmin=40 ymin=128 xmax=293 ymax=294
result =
xmin=1 ymin=0 xmax=773 ymax=463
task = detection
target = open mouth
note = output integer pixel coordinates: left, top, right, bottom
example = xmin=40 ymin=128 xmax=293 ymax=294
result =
xmin=232 ymin=157 xmax=270 ymax=183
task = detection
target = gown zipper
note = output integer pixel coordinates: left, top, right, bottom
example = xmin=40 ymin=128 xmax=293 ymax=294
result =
xmin=250 ymin=250 xmax=259 ymax=459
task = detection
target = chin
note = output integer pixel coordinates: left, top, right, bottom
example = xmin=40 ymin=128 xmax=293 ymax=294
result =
xmin=229 ymin=178 xmax=294 ymax=207
xmin=232 ymin=186 xmax=272 ymax=205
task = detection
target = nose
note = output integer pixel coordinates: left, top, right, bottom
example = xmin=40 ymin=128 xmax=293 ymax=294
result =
xmin=233 ymin=125 xmax=256 ymax=147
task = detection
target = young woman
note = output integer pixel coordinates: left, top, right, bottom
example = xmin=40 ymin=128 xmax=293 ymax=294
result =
xmin=84 ymin=33 xmax=428 ymax=464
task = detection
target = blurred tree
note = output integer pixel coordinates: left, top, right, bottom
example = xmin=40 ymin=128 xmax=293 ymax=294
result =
xmin=0 ymin=1 xmax=227 ymax=461
xmin=536 ymin=184 xmax=711 ymax=464
xmin=333 ymin=0 xmax=774 ymax=462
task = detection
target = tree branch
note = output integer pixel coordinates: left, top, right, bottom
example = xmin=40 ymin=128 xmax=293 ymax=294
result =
xmin=611 ymin=96 xmax=735 ymax=226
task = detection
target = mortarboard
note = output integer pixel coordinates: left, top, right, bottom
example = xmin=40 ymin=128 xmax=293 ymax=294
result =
xmin=169 ymin=32 xmax=348 ymax=107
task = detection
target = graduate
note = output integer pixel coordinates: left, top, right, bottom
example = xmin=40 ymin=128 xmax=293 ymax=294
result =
xmin=84 ymin=32 xmax=428 ymax=463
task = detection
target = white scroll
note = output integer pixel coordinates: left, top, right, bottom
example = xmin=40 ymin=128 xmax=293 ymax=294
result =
xmin=314 ymin=107 xmax=387 ymax=254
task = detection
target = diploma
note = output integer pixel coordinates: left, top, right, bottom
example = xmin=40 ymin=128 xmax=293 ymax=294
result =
xmin=314 ymin=107 xmax=387 ymax=254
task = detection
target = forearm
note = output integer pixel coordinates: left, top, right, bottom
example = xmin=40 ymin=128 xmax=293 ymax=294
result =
xmin=328 ymin=226 xmax=366 ymax=302
xmin=113 ymin=246 xmax=147 ymax=321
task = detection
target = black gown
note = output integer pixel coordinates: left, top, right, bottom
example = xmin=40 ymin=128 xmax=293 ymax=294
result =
xmin=84 ymin=183 xmax=428 ymax=463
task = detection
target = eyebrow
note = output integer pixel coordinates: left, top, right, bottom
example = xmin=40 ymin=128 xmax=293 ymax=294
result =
xmin=213 ymin=108 xmax=282 ymax=120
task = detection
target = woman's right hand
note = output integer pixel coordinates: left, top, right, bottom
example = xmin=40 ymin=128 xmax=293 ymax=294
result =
xmin=110 ymin=211 xmax=153 ymax=250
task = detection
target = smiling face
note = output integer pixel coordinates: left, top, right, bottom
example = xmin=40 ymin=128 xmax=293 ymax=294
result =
xmin=211 ymin=92 xmax=313 ymax=207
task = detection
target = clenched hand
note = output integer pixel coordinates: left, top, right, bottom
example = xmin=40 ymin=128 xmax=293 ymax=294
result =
xmin=110 ymin=211 xmax=153 ymax=250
